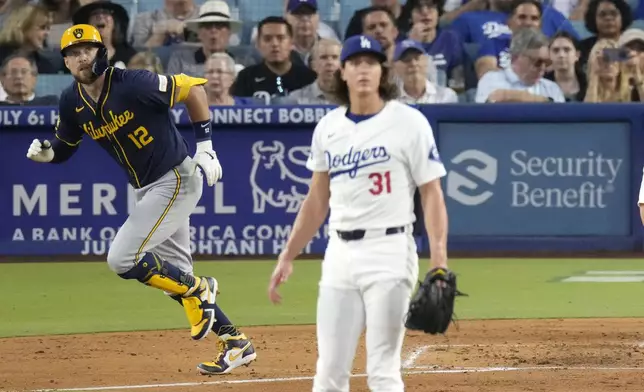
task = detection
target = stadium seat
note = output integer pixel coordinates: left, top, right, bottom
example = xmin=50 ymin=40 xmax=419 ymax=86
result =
xmin=228 ymin=44 xmax=261 ymax=67
xmin=629 ymin=18 xmax=644 ymax=31
xmin=152 ymin=44 xmax=180 ymax=71
xmin=339 ymin=0 xmax=371 ymax=38
xmin=317 ymin=0 xmax=338 ymax=21
xmin=570 ymin=20 xmax=593 ymax=40
xmin=35 ymin=74 xmax=74 ymax=97
xmin=238 ymin=0 xmax=283 ymax=21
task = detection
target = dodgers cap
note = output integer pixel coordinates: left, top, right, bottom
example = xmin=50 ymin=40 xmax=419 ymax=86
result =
xmin=340 ymin=35 xmax=387 ymax=63
xmin=394 ymin=39 xmax=426 ymax=61
xmin=287 ymin=0 xmax=317 ymax=13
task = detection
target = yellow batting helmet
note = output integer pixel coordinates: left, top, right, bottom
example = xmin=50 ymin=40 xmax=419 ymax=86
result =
xmin=60 ymin=24 xmax=104 ymax=55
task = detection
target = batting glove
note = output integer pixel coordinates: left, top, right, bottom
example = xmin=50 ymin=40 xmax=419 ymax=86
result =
xmin=193 ymin=140 xmax=222 ymax=186
xmin=26 ymin=139 xmax=54 ymax=163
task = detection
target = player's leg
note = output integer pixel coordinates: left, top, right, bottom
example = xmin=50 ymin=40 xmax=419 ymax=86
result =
xmin=156 ymin=220 xmax=257 ymax=375
xmin=312 ymin=234 xmax=366 ymax=392
xmin=107 ymin=160 xmax=216 ymax=340
xmin=313 ymin=286 xmax=365 ymax=392
xmin=359 ymin=233 xmax=419 ymax=392
xmin=362 ymin=279 xmax=413 ymax=392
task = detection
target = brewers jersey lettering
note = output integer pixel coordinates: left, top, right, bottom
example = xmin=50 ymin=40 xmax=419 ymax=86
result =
xmin=306 ymin=100 xmax=446 ymax=231
xmin=54 ymin=67 xmax=189 ymax=188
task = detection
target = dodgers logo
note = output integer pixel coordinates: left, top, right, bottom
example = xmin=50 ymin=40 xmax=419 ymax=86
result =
xmin=446 ymin=149 xmax=497 ymax=206
xmin=250 ymin=141 xmax=311 ymax=213
xmin=326 ymin=146 xmax=391 ymax=179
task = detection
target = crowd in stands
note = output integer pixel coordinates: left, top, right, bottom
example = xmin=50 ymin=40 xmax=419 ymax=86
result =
xmin=1 ymin=0 xmax=644 ymax=106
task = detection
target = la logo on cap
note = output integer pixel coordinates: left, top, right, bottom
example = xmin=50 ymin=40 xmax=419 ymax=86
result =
xmin=360 ymin=36 xmax=371 ymax=48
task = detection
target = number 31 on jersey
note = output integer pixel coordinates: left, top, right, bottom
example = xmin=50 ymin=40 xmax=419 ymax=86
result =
xmin=369 ymin=171 xmax=391 ymax=195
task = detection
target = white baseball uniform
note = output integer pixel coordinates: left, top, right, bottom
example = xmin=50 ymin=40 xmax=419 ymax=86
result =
xmin=639 ymin=167 xmax=644 ymax=206
xmin=306 ymin=100 xmax=446 ymax=392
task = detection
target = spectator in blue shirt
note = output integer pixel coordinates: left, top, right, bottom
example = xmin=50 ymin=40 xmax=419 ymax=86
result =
xmin=475 ymin=0 xmax=541 ymax=79
xmin=449 ymin=0 xmax=578 ymax=45
xmin=406 ymin=0 xmax=465 ymax=90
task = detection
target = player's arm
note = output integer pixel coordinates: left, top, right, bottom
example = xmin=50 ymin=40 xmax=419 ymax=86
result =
xmin=638 ymin=167 xmax=644 ymax=226
xmin=281 ymin=120 xmax=331 ymax=261
xmin=27 ymin=97 xmax=83 ymax=164
xmin=268 ymin=119 xmax=330 ymax=303
xmin=407 ymin=113 xmax=449 ymax=269
xmin=282 ymin=171 xmax=330 ymax=261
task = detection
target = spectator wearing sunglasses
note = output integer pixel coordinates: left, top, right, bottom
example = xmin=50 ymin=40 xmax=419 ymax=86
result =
xmin=475 ymin=0 xmax=542 ymax=79
xmin=230 ymin=16 xmax=316 ymax=105
xmin=476 ymin=28 xmax=565 ymax=103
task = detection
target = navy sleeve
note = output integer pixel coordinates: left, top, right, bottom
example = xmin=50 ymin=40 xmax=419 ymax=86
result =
xmin=123 ymin=69 xmax=178 ymax=109
xmin=54 ymin=91 xmax=83 ymax=148
xmin=50 ymin=90 xmax=82 ymax=163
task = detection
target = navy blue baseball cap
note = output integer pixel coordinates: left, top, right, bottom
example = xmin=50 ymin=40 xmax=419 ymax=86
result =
xmin=394 ymin=39 xmax=427 ymax=61
xmin=340 ymin=35 xmax=388 ymax=63
xmin=287 ymin=0 xmax=317 ymax=13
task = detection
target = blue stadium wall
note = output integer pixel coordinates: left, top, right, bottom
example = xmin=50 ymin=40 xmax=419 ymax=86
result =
xmin=1 ymin=103 xmax=643 ymax=257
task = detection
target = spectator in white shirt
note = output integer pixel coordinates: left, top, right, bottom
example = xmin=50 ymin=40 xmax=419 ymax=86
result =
xmin=394 ymin=38 xmax=458 ymax=104
xmin=476 ymin=28 xmax=565 ymax=103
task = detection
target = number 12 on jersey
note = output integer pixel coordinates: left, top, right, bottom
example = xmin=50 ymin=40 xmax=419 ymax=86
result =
xmin=369 ymin=171 xmax=391 ymax=195
xmin=128 ymin=126 xmax=154 ymax=149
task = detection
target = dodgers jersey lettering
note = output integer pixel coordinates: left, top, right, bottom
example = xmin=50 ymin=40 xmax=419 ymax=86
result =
xmin=306 ymin=101 xmax=446 ymax=230
xmin=54 ymin=68 xmax=189 ymax=188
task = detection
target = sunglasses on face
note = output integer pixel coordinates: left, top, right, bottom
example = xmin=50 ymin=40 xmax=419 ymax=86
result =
xmin=524 ymin=54 xmax=552 ymax=68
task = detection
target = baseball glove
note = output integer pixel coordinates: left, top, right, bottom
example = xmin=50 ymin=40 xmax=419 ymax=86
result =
xmin=405 ymin=267 xmax=466 ymax=335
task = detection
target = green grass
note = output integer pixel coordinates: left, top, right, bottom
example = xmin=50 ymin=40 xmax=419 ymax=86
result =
xmin=1 ymin=258 xmax=644 ymax=338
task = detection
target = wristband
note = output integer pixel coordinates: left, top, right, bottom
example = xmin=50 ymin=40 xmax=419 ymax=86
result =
xmin=193 ymin=120 xmax=212 ymax=142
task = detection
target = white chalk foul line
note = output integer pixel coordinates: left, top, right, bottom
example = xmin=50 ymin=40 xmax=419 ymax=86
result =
xmin=30 ymin=366 xmax=644 ymax=392
xmin=402 ymin=345 xmax=430 ymax=369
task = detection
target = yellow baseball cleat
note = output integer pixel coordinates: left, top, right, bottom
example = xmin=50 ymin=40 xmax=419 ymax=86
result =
xmin=197 ymin=333 xmax=257 ymax=375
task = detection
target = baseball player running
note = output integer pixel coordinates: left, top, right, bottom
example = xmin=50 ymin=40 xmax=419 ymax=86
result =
xmin=25 ymin=24 xmax=256 ymax=375
xmin=268 ymin=34 xmax=451 ymax=391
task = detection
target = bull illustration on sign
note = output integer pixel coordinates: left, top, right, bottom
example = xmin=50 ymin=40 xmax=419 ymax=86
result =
xmin=250 ymin=140 xmax=311 ymax=213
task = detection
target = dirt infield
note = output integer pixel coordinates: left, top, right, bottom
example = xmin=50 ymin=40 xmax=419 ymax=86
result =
xmin=1 ymin=318 xmax=644 ymax=392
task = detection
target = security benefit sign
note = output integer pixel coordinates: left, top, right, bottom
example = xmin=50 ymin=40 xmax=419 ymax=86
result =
xmin=0 ymin=129 xmax=329 ymax=256
xmin=438 ymin=122 xmax=630 ymax=236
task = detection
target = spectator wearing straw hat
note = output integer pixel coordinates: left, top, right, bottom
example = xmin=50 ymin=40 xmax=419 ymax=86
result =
xmin=167 ymin=0 xmax=244 ymax=76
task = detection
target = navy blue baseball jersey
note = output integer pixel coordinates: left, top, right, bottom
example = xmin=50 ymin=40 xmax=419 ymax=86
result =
xmin=54 ymin=67 xmax=189 ymax=188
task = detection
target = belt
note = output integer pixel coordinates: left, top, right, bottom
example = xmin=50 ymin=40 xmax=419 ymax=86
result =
xmin=335 ymin=226 xmax=406 ymax=241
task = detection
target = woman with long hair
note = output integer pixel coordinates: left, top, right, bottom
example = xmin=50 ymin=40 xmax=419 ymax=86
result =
xmin=268 ymin=34 xmax=452 ymax=392
xmin=584 ymin=39 xmax=644 ymax=102
xmin=0 ymin=4 xmax=60 ymax=73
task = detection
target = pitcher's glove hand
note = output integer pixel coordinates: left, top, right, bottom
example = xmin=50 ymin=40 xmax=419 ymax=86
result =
xmin=405 ymin=267 xmax=466 ymax=335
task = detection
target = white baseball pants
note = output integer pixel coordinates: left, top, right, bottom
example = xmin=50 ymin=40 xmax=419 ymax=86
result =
xmin=313 ymin=227 xmax=419 ymax=392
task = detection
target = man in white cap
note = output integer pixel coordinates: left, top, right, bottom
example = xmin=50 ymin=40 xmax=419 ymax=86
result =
xmin=167 ymin=0 xmax=244 ymax=77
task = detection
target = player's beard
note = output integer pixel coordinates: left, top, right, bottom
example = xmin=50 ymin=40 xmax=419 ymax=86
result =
xmin=73 ymin=67 xmax=99 ymax=85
